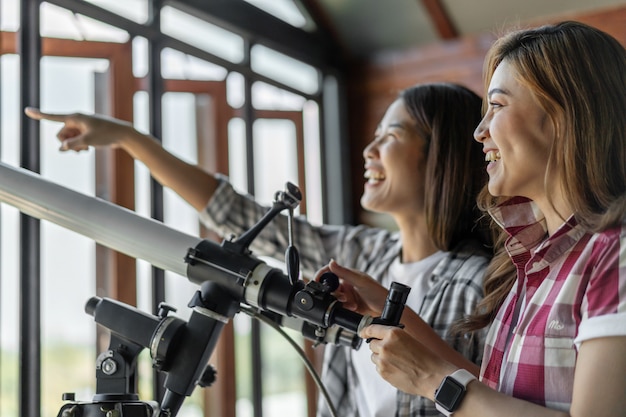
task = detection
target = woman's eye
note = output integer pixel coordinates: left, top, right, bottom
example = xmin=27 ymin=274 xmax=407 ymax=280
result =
xmin=488 ymin=101 xmax=502 ymax=108
xmin=377 ymin=133 xmax=392 ymax=143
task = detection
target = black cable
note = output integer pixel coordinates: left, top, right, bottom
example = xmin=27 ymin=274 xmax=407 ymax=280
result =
xmin=239 ymin=304 xmax=338 ymax=417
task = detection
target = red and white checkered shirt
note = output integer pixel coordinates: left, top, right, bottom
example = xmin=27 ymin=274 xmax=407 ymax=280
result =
xmin=480 ymin=197 xmax=626 ymax=411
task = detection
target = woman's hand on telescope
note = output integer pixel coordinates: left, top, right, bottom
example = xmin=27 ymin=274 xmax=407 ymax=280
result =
xmin=314 ymin=259 xmax=388 ymax=318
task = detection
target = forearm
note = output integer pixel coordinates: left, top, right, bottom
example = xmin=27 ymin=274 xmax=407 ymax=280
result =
xmin=120 ymin=129 xmax=219 ymax=211
xmin=455 ymin=381 xmax=569 ymax=417
xmin=400 ymin=308 xmax=480 ymax=375
xmin=405 ymin=362 xmax=569 ymax=417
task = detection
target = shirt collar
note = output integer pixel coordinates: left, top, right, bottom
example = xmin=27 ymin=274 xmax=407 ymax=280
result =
xmin=489 ymin=197 xmax=547 ymax=254
xmin=488 ymin=196 xmax=585 ymax=266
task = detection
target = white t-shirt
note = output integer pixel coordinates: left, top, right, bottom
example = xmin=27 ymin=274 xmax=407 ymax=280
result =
xmin=352 ymin=250 xmax=446 ymax=417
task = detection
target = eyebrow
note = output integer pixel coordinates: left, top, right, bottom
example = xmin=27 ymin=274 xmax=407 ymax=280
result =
xmin=488 ymin=88 xmax=510 ymax=98
xmin=376 ymin=122 xmax=407 ymax=132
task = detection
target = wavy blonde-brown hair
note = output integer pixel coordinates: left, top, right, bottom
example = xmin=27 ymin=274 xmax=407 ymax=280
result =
xmin=457 ymin=21 xmax=626 ymax=332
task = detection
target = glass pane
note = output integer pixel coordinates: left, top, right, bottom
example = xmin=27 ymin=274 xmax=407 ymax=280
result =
xmin=252 ymin=119 xmax=299 ymax=206
xmin=228 ymin=118 xmax=248 ymax=192
xmin=161 ymin=6 xmax=244 ymax=64
xmin=252 ymin=82 xmax=305 ymax=111
xmin=1 ymin=0 xmax=19 ymax=31
xmin=41 ymin=56 xmax=110 ymax=119
xmin=161 ymin=47 xmax=228 ymax=81
xmin=1 ymin=54 xmax=20 ymax=165
xmin=234 ymin=314 xmax=253 ymax=417
xmin=0 ymin=54 xmax=20 ymax=417
xmin=41 ymin=2 xmax=130 ymax=43
xmin=132 ymin=90 xmax=152 ymax=314
xmin=229 ymin=119 xmax=251 ymax=417
xmin=251 ymin=45 xmax=319 ymax=95
xmin=0 ymin=205 xmax=19 ymax=417
xmin=242 ymin=0 xmax=311 ymax=29
xmin=132 ymin=36 xmax=149 ymax=79
xmin=131 ymin=90 xmax=156 ymax=401
xmin=261 ymin=325 xmax=307 ymax=417
xmin=226 ymin=72 xmax=245 ymax=109
xmin=39 ymin=56 xmax=104 ymax=417
xmin=302 ymin=100 xmax=323 ymax=225
xmin=85 ymin=0 xmax=149 ymax=24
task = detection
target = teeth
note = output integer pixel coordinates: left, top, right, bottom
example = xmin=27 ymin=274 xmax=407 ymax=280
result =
xmin=485 ymin=150 xmax=501 ymax=162
xmin=364 ymin=169 xmax=385 ymax=181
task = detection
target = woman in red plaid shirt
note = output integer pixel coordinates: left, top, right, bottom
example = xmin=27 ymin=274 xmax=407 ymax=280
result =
xmin=335 ymin=20 xmax=626 ymax=417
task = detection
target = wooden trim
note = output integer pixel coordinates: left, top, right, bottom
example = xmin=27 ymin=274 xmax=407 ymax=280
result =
xmin=304 ymin=344 xmax=325 ymax=417
xmin=0 ymin=31 xmax=12 ymax=54
xmin=420 ymin=0 xmax=458 ymax=39
xmin=104 ymin=41 xmax=137 ymax=305
xmin=194 ymin=84 xmax=236 ymax=417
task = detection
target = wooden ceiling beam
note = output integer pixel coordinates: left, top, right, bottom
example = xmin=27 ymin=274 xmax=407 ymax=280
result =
xmin=420 ymin=0 xmax=459 ymax=39
xmin=299 ymin=0 xmax=351 ymax=61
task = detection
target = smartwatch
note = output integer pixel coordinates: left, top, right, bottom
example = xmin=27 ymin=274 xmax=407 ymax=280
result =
xmin=434 ymin=369 xmax=476 ymax=416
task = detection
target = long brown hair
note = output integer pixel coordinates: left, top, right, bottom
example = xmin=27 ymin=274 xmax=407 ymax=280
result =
xmin=458 ymin=21 xmax=626 ymax=332
xmin=401 ymin=83 xmax=493 ymax=251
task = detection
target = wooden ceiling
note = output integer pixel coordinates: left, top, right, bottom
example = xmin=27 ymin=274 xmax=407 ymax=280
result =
xmin=303 ymin=0 xmax=626 ymax=58
xmin=175 ymin=0 xmax=626 ymax=69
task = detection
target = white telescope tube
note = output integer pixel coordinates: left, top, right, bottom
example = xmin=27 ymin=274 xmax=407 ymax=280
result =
xmin=0 ymin=162 xmax=202 ymax=277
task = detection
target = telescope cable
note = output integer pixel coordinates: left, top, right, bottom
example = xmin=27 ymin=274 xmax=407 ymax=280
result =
xmin=239 ymin=304 xmax=339 ymax=417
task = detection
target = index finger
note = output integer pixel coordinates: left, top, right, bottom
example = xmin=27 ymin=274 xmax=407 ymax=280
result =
xmin=329 ymin=260 xmax=370 ymax=285
xmin=360 ymin=323 xmax=391 ymax=340
xmin=24 ymin=107 xmax=73 ymax=123
xmin=313 ymin=263 xmax=332 ymax=282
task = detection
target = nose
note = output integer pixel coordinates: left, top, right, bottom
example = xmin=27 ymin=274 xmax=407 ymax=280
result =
xmin=474 ymin=115 xmax=489 ymax=143
xmin=363 ymin=138 xmax=378 ymax=160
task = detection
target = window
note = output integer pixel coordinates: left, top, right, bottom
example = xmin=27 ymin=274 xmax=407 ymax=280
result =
xmin=0 ymin=1 xmax=345 ymax=417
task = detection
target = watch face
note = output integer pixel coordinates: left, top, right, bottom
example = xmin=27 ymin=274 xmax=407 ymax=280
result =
xmin=436 ymin=377 xmax=464 ymax=410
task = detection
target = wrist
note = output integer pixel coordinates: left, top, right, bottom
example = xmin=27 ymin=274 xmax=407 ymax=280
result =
xmin=122 ymin=128 xmax=154 ymax=154
xmin=433 ymin=368 xmax=476 ymax=416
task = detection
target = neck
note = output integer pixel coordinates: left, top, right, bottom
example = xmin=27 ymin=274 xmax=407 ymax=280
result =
xmin=395 ymin=215 xmax=439 ymax=263
xmin=533 ymin=193 xmax=574 ymax=236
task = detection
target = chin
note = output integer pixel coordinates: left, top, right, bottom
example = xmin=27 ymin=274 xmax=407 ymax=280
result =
xmin=361 ymin=200 xmax=374 ymax=211
xmin=487 ymin=179 xmax=506 ymax=197
xmin=361 ymin=190 xmax=392 ymax=212
xmin=360 ymin=192 xmax=374 ymax=208
xmin=361 ymin=199 xmax=382 ymax=213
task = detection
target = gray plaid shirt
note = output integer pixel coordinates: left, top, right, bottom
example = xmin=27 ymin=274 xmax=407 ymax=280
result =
xmin=201 ymin=177 xmax=489 ymax=417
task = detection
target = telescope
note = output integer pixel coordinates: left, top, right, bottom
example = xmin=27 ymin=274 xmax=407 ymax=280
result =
xmin=0 ymin=162 xmax=409 ymax=417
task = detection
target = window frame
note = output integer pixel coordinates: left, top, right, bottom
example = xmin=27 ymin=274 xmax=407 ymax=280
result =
xmin=1 ymin=1 xmax=350 ymax=417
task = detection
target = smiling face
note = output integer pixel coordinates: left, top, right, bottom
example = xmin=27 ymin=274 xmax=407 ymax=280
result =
xmin=360 ymin=98 xmax=428 ymax=218
xmin=474 ymin=60 xmax=557 ymax=202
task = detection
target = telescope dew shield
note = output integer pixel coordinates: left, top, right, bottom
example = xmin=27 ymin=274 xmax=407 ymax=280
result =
xmin=0 ymin=162 xmax=202 ymax=276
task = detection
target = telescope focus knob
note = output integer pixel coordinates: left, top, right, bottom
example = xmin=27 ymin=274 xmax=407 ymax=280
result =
xmin=197 ymin=364 xmax=217 ymax=388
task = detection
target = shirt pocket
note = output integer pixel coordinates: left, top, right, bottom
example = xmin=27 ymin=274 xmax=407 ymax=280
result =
xmin=501 ymin=332 xmax=576 ymax=406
